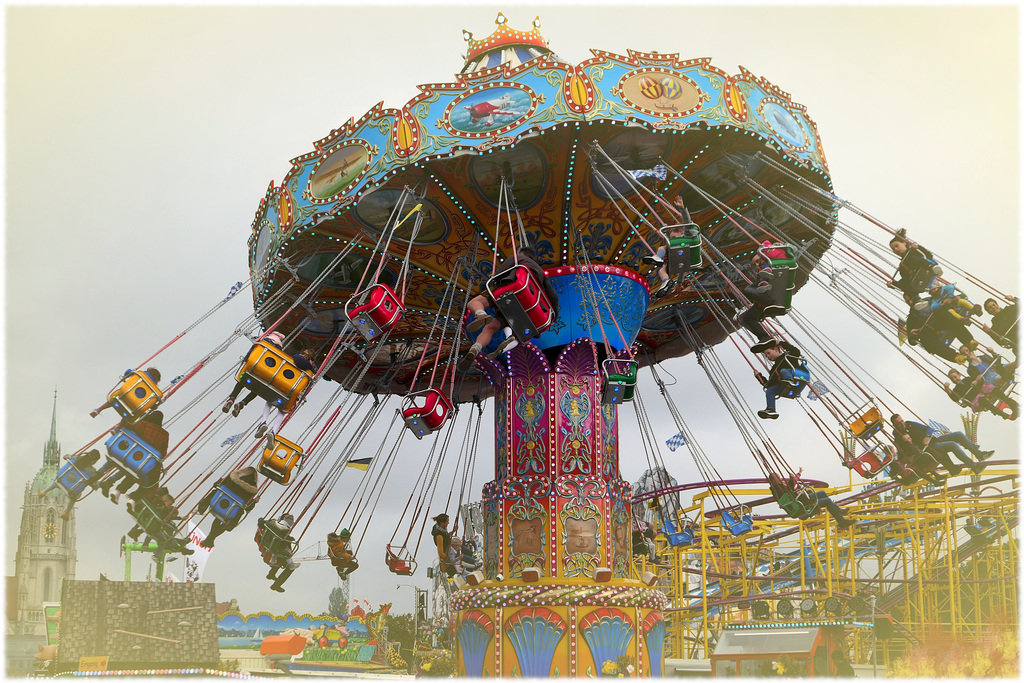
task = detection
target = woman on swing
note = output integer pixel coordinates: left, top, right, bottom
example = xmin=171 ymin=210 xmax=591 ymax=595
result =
xmin=430 ymin=513 xmax=458 ymax=577
xmin=458 ymin=245 xmax=559 ymax=370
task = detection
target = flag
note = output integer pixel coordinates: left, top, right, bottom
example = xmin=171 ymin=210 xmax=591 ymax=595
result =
xmin=629 ymin=164 xmax=668 ymax=181
xmin=183 ymin=523 xmax=213 ymax=583
xmin=169 ymin=374 xmax=185 ymax=385
xmin=221 ymin=432 xmax=244 ymax=447
xmin=806 ymin=380 xmax=830 ymax=401
xmin=347 ymin=457 xmax=373 ymax=471
xmin=222 ymin=281 xmax=245 ymax=303
xmin=665 ymin=432 xmax=687 ymax=451
xmin=928 ymin=419 xmax=951 ymax=435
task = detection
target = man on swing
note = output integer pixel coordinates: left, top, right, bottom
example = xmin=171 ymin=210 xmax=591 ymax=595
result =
xmin=458 ymin=244 xmax=559 ymax=371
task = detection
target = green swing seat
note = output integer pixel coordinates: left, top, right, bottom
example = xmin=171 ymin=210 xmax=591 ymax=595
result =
xmin=663 ymin=224 xmax=703 ymax=276
xmin=602 ymin=359 xmax=639 ymax=405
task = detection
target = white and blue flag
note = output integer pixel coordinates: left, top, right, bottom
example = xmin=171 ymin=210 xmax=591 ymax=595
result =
xmin=806 ymin=380 xmax=830 ymax=401
xmin=629 ymin=164 xmax=668 ymax=181
xmin=222 ymin=281 xmax=245 ymax=303
xmin=666 ymin=432 xmax=687 ymax=452
xmin=220 ymin=433 xmax=245 ymax=447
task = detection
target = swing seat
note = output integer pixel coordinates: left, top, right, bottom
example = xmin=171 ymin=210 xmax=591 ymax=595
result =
xmin=849 ymin=445 xmax=895 ymax=480
xmin=129 ymin=498 xmax=180 ymax=546
xmin=777 ymin=491 xmax=814 ymax=520
xmin=720 ymin=507 xmax=754 ymax=536
xmin=486 ymin=265 xmax=555 ymax=342
xmin=662 ymin=224 xmax=702 ymax=276
xmin=601 ymin=359 xmax=639 ymax=405
xmin=255 ymin=521 xmax=297 ymax=565
xmin=759 ymin=243 xmax=797 ymax=314
xmin=207 ymin=485 xmax=247 ymax=524
xmin=907 ymin=249 xmax=940 ymax=291
xmin=844 ymin=403 xmax=884 ymax=439
xmin=236 ymin=340 xmax=313 ymax=413
xmin=789 ymin=487 xmax=820 ymax=520
xmin=385 ymin=545 xmax=417 ymax=576
xmin=663 ymin=517 xmax=696 ymax=547
xmin=107 ymin=371 xmax=163 ymax=422
xmin=55 ymin=460 xmax=99 ymax=499
xmin=259 ymin=435 xmax=305 ymax=486
xmin=777 ymin=365 xmax=810 ymax=399
xmin=345 ymin=283 xmax=405 ymax=341
xmin=887 ymin=460 xmax=920 ymax=485
xmin=104 ymin=427 xmax=164 ymax=488
xmin=401 ymin=389 xmax=454 ymax=440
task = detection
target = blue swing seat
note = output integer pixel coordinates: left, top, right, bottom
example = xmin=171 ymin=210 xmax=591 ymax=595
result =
xmin=721 ymin=508 xmax=754 ymax=536
xmin=207 ymin=485 xmax=247 ymax=525
xmin=104 ymin=427 xmax=164 ymax=487
xmin=55 ymin=460 xmax=100 ymax=498
xmin=777 ymin=363 xmax=810 ymax=399
xmin=663 ymin=517 xmax=696 ymax=547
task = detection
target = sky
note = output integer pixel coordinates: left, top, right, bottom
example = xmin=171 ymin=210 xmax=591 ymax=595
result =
xmin=5 ymin=3 xmax=1020 ymax=620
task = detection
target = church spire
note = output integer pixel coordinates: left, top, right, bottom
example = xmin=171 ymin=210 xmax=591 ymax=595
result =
xmin=43 ymin=387 xmax=60 ymax=466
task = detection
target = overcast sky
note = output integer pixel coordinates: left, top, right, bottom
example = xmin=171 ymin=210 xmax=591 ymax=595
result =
xmin=5 ymin=3 xmax=1019 ymax=619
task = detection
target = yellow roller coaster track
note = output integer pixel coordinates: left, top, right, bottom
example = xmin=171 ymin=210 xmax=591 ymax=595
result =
xmin=631 ymin=459 xmax=1018 ymax=668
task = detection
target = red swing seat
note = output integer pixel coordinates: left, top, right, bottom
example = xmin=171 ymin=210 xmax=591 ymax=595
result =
xmin=849 ymin=445 xmax=895 ymax=479
xmin=346 ymin=283 xmax=405 ymax=341
xmin=385 ymin=544 xmax=417 ymax=576
xmin=486 ymin=265 xmax=555 ymax=342
xmin=402 ymin=389 xmax=454 ymax=439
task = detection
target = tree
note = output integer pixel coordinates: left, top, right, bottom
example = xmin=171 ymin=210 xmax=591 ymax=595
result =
xmin=327 ymin=586 xmax=348 ymax=618
xmin=382 ymin=612 xmax=416 ymax=671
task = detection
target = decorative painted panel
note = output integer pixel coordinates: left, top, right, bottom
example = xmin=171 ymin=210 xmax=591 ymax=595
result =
xmin=556 ymin=477 xmax=605 ymax=578
xmin=503 ymin=477 xmax=550 ymax=578
xmin=502 ymin=607 xmax=567 ymax=678
xmin=579 ymin=607 xmax=636 ymax=677
xmin=609 ymin=480 xmax=632 ymax=579
xmin=482 ymin=481 xmax=501 ymax=579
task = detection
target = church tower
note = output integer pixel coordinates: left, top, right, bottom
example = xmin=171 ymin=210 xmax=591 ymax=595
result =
xmin=13 ymin=391 xmax=77 ymax=636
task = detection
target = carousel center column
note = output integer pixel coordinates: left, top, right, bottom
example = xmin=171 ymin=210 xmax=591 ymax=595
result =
xmin=451 ymin=267 xmax=667 ymax=678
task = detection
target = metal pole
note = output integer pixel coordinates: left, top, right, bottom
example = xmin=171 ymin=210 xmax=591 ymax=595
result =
xmin=413 ymin=588 xmax=419 ymax=672
xmin=870 ymin=595 xmax=878 ymax=678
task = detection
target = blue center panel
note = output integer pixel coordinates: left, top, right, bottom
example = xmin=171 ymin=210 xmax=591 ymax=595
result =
xmin=532 ymin=268 xmax=651 ymax=352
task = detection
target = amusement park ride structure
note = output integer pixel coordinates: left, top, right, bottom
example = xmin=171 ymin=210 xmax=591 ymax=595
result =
xmin=58 ymin=13 xmax=1017 ymax=678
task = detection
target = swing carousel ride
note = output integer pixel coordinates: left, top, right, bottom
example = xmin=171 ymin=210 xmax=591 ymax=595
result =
xmin=57 ymin=13 xmax=1017 ymax=677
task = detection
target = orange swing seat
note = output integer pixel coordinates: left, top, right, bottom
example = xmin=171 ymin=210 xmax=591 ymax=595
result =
xmin=259 ymin=435 xmax=305 ymax=485
xmin=107 ymin=371 xmax=163 ymax=422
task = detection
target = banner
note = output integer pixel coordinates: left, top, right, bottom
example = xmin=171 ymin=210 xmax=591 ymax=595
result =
xmin=184 ymin=522 xmax=213 ymax=583
xmin=78 ymin=657 xmax=108 ymax=672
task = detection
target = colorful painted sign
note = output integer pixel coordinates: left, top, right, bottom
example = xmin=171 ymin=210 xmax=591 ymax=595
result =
xmin=446 ymin=86 xmax=535 ymax=136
